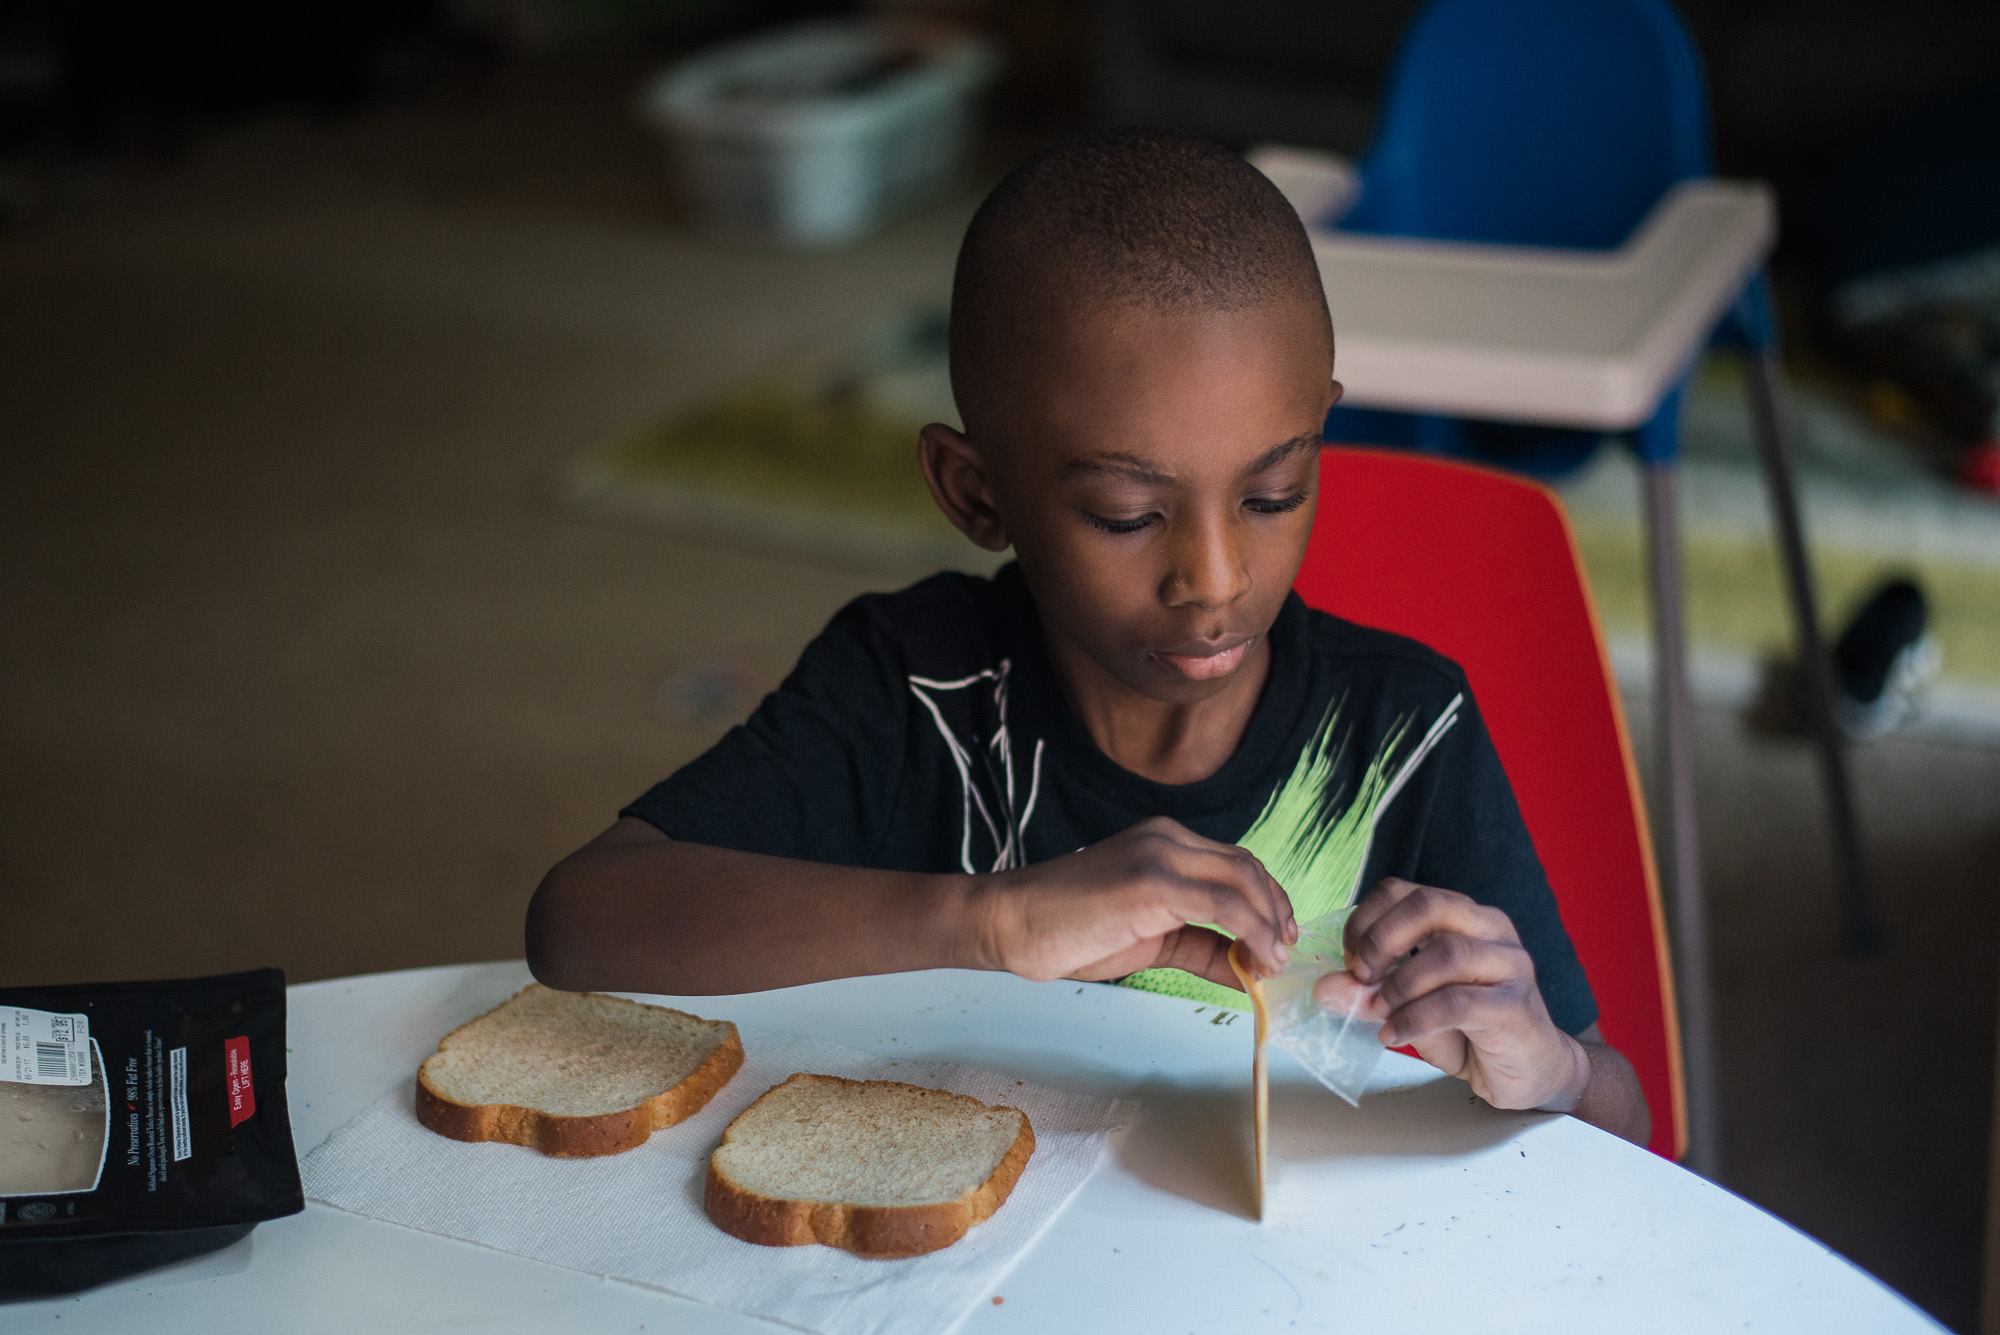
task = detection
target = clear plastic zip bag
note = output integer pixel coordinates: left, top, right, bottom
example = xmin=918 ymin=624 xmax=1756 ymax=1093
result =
xmin=1232 ymin=694 xmax=1462 ymax=1107
xmin=1261 ymin=906 xmax=1388 ymax=1106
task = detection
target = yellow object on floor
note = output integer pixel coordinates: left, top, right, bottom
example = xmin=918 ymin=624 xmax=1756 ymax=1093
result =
xmin=574 ymin=326 xmax=2000 ymax=687
xmin=1570 ymin=519 xmax=2000 ymax=687
xmin=566 ymin=309 xmax=997 ymax=573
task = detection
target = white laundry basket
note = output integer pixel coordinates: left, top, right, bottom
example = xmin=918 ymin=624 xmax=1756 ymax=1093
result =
xmin=641 ymin=21 xmax=1001 ymax=248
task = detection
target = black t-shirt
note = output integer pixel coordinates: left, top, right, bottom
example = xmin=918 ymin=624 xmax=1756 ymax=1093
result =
xmin=624 ymin=563 xmax=1597 ymax=1033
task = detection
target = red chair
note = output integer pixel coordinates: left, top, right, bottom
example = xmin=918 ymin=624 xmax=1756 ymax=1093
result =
xmin=1296 ymin=446 xmax=1685 ymax=1161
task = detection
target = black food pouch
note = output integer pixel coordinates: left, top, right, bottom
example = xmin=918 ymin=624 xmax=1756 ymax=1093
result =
xmin=1 ymin=968 xmax=302 ymax=1299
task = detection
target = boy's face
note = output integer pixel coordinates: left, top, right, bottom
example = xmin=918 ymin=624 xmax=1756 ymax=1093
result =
xmin=933 ymin=298 xmax=1336 ymax=708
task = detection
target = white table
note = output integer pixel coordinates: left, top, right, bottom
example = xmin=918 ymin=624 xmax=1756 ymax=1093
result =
xmin=10 ymin=962 xmax=1937 ymax=1333
xmin=1311 ymin=178 xmax=1774 ymax=431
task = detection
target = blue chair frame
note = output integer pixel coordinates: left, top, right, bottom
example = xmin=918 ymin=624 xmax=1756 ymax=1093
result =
xmin=1317 ymin=0 xmax=1877 ymax=1178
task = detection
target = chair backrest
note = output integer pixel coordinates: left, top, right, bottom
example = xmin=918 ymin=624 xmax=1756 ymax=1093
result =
xmin=1296 ymin=447 xmax=1685 ymax=1160
xmin=1342 ymin=0 xmax=1712 ymax=248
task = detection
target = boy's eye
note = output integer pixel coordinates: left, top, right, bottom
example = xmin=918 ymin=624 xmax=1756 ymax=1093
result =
xmin=1083 ymin=511 xmax=1157 ymax=535
xmin=1244 ymin=489 xmax=1310 ymax=516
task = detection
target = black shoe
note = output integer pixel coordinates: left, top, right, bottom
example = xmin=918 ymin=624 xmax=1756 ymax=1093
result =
xmin=1745 ymin=577 xmax=1939 ymax=740
xmin=1833 ymin=578 xmax=1939 ymax=739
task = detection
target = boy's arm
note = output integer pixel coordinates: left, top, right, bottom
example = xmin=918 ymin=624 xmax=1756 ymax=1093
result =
xmin=1314 ymin=877 xmax=1651 ymax=1146
xmin=527 ymin=815 xmax=1297 ymax=997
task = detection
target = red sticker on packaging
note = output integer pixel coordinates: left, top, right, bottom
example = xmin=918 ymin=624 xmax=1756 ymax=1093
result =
xmin=225 ymin=1035 xmax=255 ymax=1127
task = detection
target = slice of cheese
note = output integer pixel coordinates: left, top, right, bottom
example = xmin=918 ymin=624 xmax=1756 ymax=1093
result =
xmin=0 ymin=1050 xmax=108 ymax=1196
xmin=1227 ymin=939 xmax=1268 ymax=1220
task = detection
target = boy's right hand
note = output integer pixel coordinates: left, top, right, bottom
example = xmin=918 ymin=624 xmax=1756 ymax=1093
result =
xmin=970 ymin=816 xmax=1295 ymax=991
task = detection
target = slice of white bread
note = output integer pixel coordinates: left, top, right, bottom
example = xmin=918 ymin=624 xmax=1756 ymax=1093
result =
xmin=416 ymin=983 xmax=743 ymax=1157
xmin=705 ymin=1073 xmax=1035 ymax=1257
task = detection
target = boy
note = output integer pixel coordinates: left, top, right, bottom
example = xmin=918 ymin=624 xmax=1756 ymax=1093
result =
xmin=528 ymin=128 xmax=1649 ymax=1144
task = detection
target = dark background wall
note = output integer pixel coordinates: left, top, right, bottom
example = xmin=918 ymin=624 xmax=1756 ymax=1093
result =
xmin=7 ymin=1 xmax=1996 ymax=175
xmin=2 ymin=1 xmax=1997 ymax=1329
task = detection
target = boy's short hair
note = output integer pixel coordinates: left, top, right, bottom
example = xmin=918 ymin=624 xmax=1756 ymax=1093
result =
xmin=948 ymin=126 xmax=1330 ymax=434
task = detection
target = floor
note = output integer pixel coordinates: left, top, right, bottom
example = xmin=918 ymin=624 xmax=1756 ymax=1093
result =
xmin=1627 ymin=703 xmax=2000 ymax=1330
xmin=3 ymin=56 xmax=1997 ymax=1330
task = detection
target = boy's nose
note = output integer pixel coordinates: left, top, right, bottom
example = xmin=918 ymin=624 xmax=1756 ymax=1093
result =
xmin=1161 ymin=515 xmax=1251 ymax=611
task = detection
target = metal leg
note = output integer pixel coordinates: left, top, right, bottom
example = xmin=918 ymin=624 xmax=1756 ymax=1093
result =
xmin=1982 ymin=943 xmax=2000 ymax=1335
xmin=1642 ymin=461 xmax=1722 ymax=1179
xmin=1740 ymin=349 xmax=1883 ymax=955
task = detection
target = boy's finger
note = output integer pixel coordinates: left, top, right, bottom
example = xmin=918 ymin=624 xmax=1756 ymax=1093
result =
xmin=1342 ymin=877 xmax=1423 ymax=955
xmin=1348 ymin=885 xmax=1519 ymax=984
xmin=1152 ymin=926 xmax=1243 ymax=991
xmin=1375 ymin=933 xmax=1530 ymax=1013
xmin=1230 ymin=845 xmax=1297 ymax=946
xmin=1379 ymin=998 xmax=1474 ymax=1072
xmin=1165 ymin=846 xmax=1292 ymax=973
xmin=1191 ymin=840 xmax=1296 ymax=947
xmin=1376 ymin=983 xmax=1494 ymax=1053
xmin=1139 ymin=814 xmax=1234 ymax=857
xmin=1310 ymin=970 xmax=1386 ymax=1019
xmin=1149 ymin=822 xmax=1298 ymax=945
xmin=1198 ymin=898 xmax=1289 ymax=976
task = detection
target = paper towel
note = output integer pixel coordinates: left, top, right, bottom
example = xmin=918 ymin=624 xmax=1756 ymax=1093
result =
xmin=300 ymin=1023 xmax=1130 ymax=1335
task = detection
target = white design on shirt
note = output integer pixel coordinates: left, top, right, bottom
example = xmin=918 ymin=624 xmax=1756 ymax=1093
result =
xmin=907 ymin=660 xmax=1044 ymax=874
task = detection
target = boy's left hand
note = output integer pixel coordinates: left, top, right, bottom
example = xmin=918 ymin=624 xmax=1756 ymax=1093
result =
xmin=1312 ymin=877 xmax=1583 ymax=1113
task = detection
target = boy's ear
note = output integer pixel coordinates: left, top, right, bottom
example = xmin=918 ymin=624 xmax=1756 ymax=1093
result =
xmin=919 ymin=423 xmax=1011 ymax=552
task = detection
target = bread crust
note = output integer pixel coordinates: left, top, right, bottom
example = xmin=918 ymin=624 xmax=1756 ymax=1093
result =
xmin=704 ymin=1074 xmax=1035 ymax=1257
xmin=414 ymin=990 xmax=745 ymax=1158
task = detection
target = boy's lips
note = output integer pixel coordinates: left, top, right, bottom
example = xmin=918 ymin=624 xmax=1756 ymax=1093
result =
xmin=1152 ymin=638 xmax=1252 ymax=680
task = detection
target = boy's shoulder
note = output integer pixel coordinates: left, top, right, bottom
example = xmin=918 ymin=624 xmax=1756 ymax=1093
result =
xmin=1293 ymin=601 xmax=1472 ymax=703
xmin=830 ymin=566 xmax=1028 ymax=671
xmin=847 ymin=567 xmax=1009 ymax=621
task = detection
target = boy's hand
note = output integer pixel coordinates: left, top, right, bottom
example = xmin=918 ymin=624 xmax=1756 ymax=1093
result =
xmin=973 ymin=816 xmax=1296 ymax=990
xmin=1312 ymin=877 xmax=1583 ymax=1112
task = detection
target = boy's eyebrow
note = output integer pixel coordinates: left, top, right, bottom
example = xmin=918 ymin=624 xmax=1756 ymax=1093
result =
xmin=1062 ymin=452 xmax=1176 ymax=484
xmin=1242 ymin=432 xmax=1324 ymax=476
xmin=1063 ymin=432 xmax=1323 ymax=486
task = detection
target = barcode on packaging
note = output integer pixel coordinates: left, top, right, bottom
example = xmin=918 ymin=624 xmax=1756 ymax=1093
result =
xmin=169 ymin=1045 xmax=192 ymax=1161
xmin=2 ymin=1006 xmax=91 ymax=1086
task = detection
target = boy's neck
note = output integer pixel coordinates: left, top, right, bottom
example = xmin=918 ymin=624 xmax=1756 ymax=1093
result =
xmin=1042 ymin=630 xmax=1272 ymax=786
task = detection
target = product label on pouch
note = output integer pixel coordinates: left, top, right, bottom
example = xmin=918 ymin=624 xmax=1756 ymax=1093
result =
xmin=2 ymin=1006 xmax=91 ymax=1086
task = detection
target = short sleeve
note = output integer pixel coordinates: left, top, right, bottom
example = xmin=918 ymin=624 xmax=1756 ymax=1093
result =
xmin=621 ymin=598 xmax=909 ymax=867
xmin=1379 ymin=690 xmax=1599 ymax=1036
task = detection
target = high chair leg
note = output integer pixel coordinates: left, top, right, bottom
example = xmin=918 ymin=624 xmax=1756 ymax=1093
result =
xmin=1741 ymin=348 xmax=1882 ymax=956
xmin=1641 ymin=461 xmax=1720 ymax=1180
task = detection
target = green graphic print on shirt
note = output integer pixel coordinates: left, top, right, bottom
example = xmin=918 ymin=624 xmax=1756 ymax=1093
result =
xmin=1117 ymin=691 xmax=1465 ymax=1011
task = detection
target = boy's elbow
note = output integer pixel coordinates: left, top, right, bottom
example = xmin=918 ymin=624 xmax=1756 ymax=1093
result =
xmin=524 ymin=859 xmax=591 ymax=992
